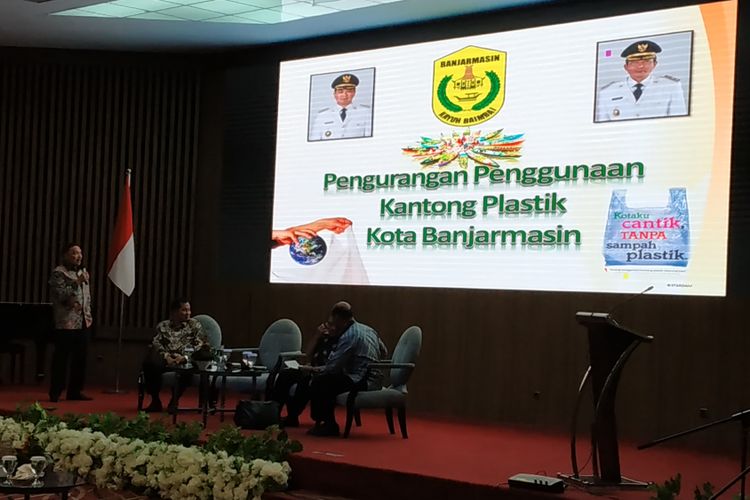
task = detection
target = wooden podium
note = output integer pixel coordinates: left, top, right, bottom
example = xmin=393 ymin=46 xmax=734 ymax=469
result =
xmin=559 ymin=312 xmax=653 ymax=488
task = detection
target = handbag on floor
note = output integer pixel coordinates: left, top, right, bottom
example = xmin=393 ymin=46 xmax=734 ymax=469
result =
xmin=234 ymin=400 xmax=281 ymax=430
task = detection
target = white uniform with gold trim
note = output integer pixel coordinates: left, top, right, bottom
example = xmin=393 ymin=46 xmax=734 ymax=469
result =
xmin=310 ymin=104 xmax=372 ymax=140
xmin=596 ymin=74 xmax=687 ymax=121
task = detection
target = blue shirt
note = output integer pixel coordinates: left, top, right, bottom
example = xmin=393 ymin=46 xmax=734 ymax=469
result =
xmin=323 ymin=320 xmax=381 ymax=384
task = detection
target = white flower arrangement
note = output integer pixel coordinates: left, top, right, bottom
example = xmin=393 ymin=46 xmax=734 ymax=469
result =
xmin=0 ymin=417 xmax=291 ymax=500
xmin=0 ymin=417 xmax=34 ymax=452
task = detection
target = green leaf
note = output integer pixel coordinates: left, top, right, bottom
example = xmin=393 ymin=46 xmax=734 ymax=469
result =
xmin=649 ymin=474 xmax=681 ymax=500
xmin=693 ymin=481 xmax=715 ymax=500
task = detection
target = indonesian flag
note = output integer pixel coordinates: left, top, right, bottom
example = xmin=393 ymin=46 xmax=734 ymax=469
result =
xmin=107 ymin=170 xmax=135 ymax=296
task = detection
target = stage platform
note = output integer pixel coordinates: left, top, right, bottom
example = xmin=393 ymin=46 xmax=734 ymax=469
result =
xmin=0 ymin=385 xmax=742 ymax=500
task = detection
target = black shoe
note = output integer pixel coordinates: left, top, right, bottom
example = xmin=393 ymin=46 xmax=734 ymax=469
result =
xmin=49 ymin=393 xmax=60 ymax=403
xmin=144 ymin=400 xmax=163 ymax=413
xmin=281 ymin=415 xmax=300 ymax=428
xmin=306 ymin=422 xmax=340 ymax=437
xmin=66 ymin=393 xmax=93 ymax=401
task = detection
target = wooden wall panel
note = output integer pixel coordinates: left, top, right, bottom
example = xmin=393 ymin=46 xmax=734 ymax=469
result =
xmin=190 ymin=281 xmax=749 ymax=453
xmin=0 ymin=60 xmax=201 ymax=331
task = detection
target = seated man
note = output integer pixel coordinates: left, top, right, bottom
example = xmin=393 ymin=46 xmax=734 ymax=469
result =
xmin=304 ymin=301 xmax=384 ymax=437
xmin=142 ymin=298 xmax=208 ymax=413
xmin=268 ymin=317 xmax=340 ymax=427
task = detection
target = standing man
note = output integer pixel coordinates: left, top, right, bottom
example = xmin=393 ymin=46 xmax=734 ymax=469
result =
xmin=596 ymin=40 xmax=687 ymax=121
xmin=48 ymin=243 xmax=93 ymax=402
xmin=310 ymin=73 xmax=372 ymax=140
xmin=142 ymin=298 xmax=208 ymax=413
xmin=304 ymin=301 xmax=384 ymax=437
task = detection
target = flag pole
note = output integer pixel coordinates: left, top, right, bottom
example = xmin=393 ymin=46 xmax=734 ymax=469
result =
xmin=104 ymin=167 xmax=134 ymax=395
xmin=117 ymin=293 xmax=124 ymax=392
xmin=105 ymin=293 xmax=127 ymax=394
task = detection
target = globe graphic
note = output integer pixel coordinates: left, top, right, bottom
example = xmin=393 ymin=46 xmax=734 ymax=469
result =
xmin=289 ymin=236 xmax=327 ymax=265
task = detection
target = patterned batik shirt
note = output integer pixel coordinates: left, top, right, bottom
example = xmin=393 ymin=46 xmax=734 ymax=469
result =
xmin=152 ymin=318 xmax=207 ymax=357
xmin=48 ymin=265 xmax=92 ymax=330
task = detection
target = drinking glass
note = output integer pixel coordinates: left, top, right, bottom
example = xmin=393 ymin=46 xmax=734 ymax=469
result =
xmin=242 ymin=351 xmax=257 ymax=369
xmin=1 ymin=456 xmax=16 ymax=486
xmin=30 ymin=456 xmax=46 ymax=487
xmin=184 ymin=346 xmax=195 ymax=366
xmin=41 ymin=454 xmax=53 ymax=478
xmin=219 ymin=349 xmax=230 ymax=370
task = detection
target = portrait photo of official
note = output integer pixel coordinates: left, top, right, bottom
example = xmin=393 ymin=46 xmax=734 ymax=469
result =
xmin=593 ymin=31 xmax=692 ymax=123
xmin=308 ymin=68 xmax=375 ymax=142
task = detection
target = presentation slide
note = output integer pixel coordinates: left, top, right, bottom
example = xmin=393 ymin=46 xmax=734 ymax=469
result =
xmin=270 ymin=0 xmax=737 ymax=296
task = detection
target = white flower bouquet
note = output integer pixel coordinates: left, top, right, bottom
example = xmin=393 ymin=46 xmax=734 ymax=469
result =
xmin=0 ymin=406 xmax=299 ymax=500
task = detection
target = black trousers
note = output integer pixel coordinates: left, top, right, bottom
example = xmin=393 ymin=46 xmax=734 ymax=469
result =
xmin=49 ymin=328 xmax=90 ymax=399
xmin=141 ymin=349 xmax=193 ymax=403
xmin=269 ymin=368 xmax=313 ymax=418
xmin=309 ymin=372 xmax=355 ymax=425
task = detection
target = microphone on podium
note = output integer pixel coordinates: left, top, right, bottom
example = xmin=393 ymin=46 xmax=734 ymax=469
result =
xmin=607 ymin=285 xmax=653 ymax=320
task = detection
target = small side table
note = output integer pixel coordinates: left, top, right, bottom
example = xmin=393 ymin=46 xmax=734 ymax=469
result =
xmin=169 ymin=364 xmax=268 ymax=427
xmin=216 ymin=365 xmax=268 ymax=422
xmin=0 ymin=470 xmax=83 ymax=499
xmin=168 ymin=364 xmax=226 ymax=428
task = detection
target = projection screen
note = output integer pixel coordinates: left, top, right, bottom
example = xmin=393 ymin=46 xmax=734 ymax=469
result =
xmin=270 ymin=0 xmax=737 ymax=296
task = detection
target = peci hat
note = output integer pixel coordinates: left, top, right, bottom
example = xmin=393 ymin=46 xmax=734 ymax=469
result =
xmin=331 ymin=73 xmax=359 ymax=89
xmin=620 ymin=40 xmax=662 ymax=61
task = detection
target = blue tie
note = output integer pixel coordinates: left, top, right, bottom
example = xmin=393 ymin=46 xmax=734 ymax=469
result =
xmin=340 ymin=108 xmax=347 ymax=121
xmin=633 ymin=83 xmax=643 ymax=101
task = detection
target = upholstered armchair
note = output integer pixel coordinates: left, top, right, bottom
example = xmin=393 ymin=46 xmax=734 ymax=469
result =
xmin=222 ymin=318 xmax=303 ymax=398
xmin=335 ymin=325 xmax=422 ymax=438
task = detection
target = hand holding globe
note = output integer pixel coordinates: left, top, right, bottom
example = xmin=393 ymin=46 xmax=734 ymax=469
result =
xmin=272 ymin=217 xmax=352 ymax=246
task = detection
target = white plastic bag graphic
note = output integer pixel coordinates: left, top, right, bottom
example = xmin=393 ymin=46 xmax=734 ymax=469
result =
xmin=602 ymin=188 xmax=690 ymax=267
xmin=271 ymin=227 xmax=370 ymax=285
